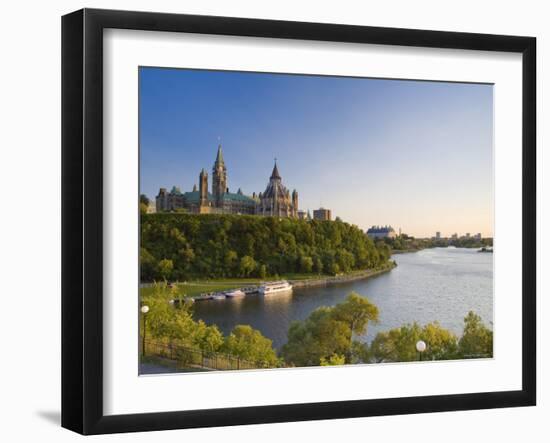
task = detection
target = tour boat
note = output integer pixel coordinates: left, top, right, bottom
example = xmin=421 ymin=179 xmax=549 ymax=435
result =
xmin=243 ymin=286 xmax=259 ymax=295
xmin=259 ymin=280 xmax=293 ymax=295
xmin=478 ymin=246 xmax=494 ymax=253
xmin=225 ymin=289 xmax=246 ymax=298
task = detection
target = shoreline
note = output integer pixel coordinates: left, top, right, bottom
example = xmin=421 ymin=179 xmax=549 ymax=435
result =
xmin=390 ymin=245 xmax=488 ymax=256
xmin=391 ymin=248 xmax=422 ymax=255
xmin=290 ymin=262 xmax=397 ymax=290
xmin=140 ymin=262 xmax=397 ymax=292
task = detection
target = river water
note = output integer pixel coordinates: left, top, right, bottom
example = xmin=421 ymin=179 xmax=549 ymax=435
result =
xmin=192 ymin=247 xmax=494 ymax=349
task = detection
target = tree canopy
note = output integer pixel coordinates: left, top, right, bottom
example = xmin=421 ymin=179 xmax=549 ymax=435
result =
xmin=222 ymin=325 xmax=280 ymax=367
xmin=141 ymin=282 xmax=278 ymax=366
xmin=458 ymin=311 xmax=493 ymax=358
xmin=369 ymin=311 xmax=492 ymax=363
xmin=140 ymin=213 xmax=391 ymax=281
xmin=281 ymin=292 xmax=378 ymax=366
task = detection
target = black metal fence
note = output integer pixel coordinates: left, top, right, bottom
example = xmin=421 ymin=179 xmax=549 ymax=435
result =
xmin=144 ymin=340 xmax=269 ymax=371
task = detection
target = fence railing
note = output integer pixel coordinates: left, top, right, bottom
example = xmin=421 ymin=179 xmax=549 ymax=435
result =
xmin=144 ymin=340 xmax=270 ymax=371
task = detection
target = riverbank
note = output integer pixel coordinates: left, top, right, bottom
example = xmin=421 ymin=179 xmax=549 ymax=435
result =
xmin=140 ymin=263 xmax=397 ymax=298
xmin=290 ymin=262 xmax=396 ymax=290
xmin=391 ymin=248 xmax=422 ymax=255
xmin=391 ymin=245 xmax=489 ymax=256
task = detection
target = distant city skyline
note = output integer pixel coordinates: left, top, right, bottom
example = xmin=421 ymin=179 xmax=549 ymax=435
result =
xmin=140 ymin=67 xmax=494 ymax=238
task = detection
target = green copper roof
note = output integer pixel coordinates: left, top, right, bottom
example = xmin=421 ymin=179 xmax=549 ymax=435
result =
xmin=214 ymin=144 xmax=224 ymax=165
xmin=181 ymin=190 xmax=254 ymax=204
xmin=182 ymin=190 xmax=213 ymax=203
xmin=221 ymin=192 xmax=255 ymax=203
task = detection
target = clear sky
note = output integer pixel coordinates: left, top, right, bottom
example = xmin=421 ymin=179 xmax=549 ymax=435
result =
xmin=139 ymin=67 xmax=493 ymax=238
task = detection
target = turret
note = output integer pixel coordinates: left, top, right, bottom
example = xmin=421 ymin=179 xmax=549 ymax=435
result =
xmin=270 ymin=160 xmax=281 ymax=181
xmin=292 ymin=189 xmax=298 ymax=216
xmin=212 ymin=144 xmax=227 ymax=205
xmin=199 ymin=168 xmax=208 ymax=207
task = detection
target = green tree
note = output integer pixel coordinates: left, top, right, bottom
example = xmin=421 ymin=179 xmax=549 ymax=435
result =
xmin=224 ymin=250 xmax=238 ymax=275
xmin=239 ymin=255 xmax=257 ymax=277
xmin=194 ymin=321 xmax=224 ymax=354
xmin=139 ymin=194 xmax=150 ymax=216
xmin=222 ymin=325 xmax=279 ymax=367
xmin=331 ymin=292 xmax=379 ymax=359
xmin=335 ymin=249 xmax=355 ymax=273
xmin=314 ymin=257 xmax=324 ymax=274
xmin=141 ymin=282 xmax=195 ymax=346
xmin=369 ymin=323 xmax=422 ymax=363
xmin=369 ymin=322 xmax=458 ymax=363
xmin=258 ymin=263 xmax=268 ymax=279
xmin=140 ymin=194 xmax=150 ymax=206
xmin=281 ymin=307 xmax=350 ymax=366
xmin=281 ymin=293 xmax=377 ymax=366
xmin=320 ymin=354 xmax=346 ymax=366
xmin=421 ymin=322 xmax=459 ymax=360
xmin=157 ymin=258 xmax=174 ymax=281
xmin=299 ymin=255 xmax=314 ymax=273
xmin=458 ymin=311 xmax=493 ymax=358
xmin=140 ymin=247 xmax=156 ymax=281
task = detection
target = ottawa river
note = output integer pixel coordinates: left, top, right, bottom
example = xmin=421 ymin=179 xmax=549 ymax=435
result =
xmin=192 ymin=247 xmax=494 ymax=350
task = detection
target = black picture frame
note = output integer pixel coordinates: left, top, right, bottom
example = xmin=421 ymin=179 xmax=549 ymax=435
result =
xmin=61 ymin=8 xmax=536 ymax=435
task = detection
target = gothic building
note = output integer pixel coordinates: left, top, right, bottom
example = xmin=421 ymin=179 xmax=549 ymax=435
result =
xmin=155 ymin=145 xmax=298 ymax=217
xmin=256 ymin=162 xmax=298 ymax=217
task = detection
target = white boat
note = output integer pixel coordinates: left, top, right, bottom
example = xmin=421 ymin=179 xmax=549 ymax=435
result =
xmin=225 ymin=289 xmax=245 ymax=298
xmin=259 ymin=280 xmax=293 ymax=295
xmin=211 ymin=293 xmax=226 ymax=300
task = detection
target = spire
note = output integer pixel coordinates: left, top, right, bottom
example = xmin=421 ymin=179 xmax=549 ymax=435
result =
xmin=215 ymin=144 xmax=224 ymax=166
xmin=270 ymin=158 xmax=281 ymax=180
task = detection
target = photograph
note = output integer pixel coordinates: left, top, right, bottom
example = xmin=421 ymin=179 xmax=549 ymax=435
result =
xmin=138 ymin=66 xmax=494 ymax=375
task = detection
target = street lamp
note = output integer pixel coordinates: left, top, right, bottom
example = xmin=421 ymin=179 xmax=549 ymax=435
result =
xmin=416 ymin=340 xmax=426 ymax=361
xmin=141 ymin=305 xmax=149 ymax=357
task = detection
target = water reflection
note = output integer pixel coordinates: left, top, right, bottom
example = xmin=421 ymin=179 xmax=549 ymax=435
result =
xmin=262 ymin=290 xmax=293 ymax=307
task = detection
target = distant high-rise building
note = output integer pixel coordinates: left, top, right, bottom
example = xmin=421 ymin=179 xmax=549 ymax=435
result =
xmin=313 ymin=208 xmax=332 ymax=221
xmin=435 ymin=231 xmax=441 ymax=240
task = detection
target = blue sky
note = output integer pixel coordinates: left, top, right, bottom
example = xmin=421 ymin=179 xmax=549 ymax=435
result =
xmin=140 ymin=67 xmax=493 ymax=238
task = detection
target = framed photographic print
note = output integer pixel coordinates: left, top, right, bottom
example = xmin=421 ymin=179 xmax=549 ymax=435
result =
xmin=61 ymin=8 xmax=536 ymax=435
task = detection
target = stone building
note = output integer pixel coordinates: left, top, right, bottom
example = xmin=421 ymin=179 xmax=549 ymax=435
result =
xmin=155 ymin=145 xmax=298 ymax=217
xmin=366 ymin=225 xmax=397 ymax=239
xmin=255 ymin=162 xmax=298 ymax=217
xmin=313 ymin=208 xmax=332 ymax=221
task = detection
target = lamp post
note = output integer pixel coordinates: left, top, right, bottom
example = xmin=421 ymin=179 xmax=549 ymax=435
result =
xmin=141 ymin=305 xmax=149 ymax=357
xmin=416 ymin=340 xmax=426 ymax=361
